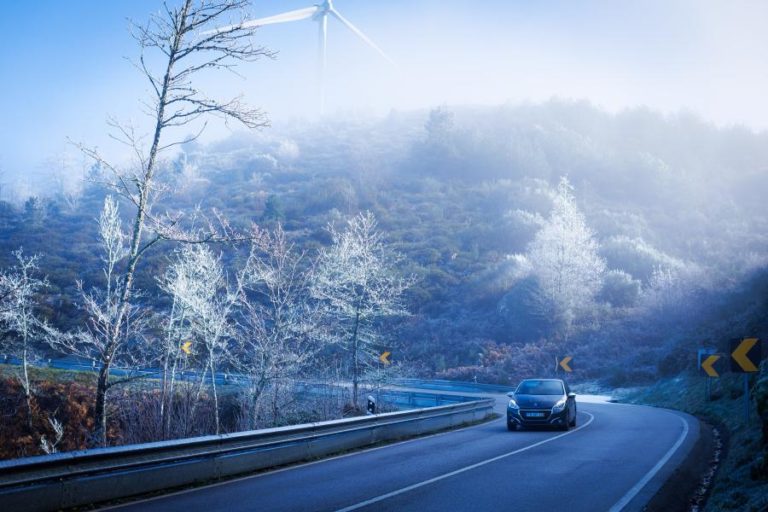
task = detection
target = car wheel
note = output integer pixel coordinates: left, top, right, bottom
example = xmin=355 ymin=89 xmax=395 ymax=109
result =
xmin=507 ymin=420 xmax=517 ymax=431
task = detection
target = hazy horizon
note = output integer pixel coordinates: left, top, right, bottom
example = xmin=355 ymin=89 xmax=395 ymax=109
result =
xmin=1 ymin=0 xmax=767 ymax=186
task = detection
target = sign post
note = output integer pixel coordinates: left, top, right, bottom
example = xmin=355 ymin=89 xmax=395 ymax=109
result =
xmin=698 ymin=347 xmax=720 ymax=400
xmin=744 ymin=374 xmax=749 ymax=420
xmin=729 ymin=337 xmax=762 ymax=422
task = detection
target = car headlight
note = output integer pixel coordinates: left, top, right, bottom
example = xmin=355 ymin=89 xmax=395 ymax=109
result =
xmin=508 ymin=399 xmax=519 ymax=410
xmin=551 ymin=398 xmax=567 ymax=412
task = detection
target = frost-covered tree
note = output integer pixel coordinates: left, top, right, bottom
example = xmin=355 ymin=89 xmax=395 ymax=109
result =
xmin=643 ymin=266 xmax=682 ymax=309
xmin=69 ymin=0 xmax=273 ymax=445
xmin=47 ymin=197 xmax=148 ymax=445
xmin=312 ymin=212 xmax=412 ymax=406
xmin=163 ymin=244 xmax=244 ymax=435
xmin=235 ymin=225 xmax=318 ymax=429
xmin=0 ymin=250 xmax=48 ymax=427
xmin=527 ymin=178 xmax=605 ymax=339
xmin=639 ymin=264 xmax=702 ymax=329
xmin=157 ymin=253 xmax=196 ymax=438
xmin=39 ymin=416 xmax=64 ymax=455
xmin=599 ymin=269 xmax=641 ymax=309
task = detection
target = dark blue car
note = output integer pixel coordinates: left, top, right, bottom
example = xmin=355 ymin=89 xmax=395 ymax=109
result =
xmin=506 ymin=378 xmax=577 ymax=431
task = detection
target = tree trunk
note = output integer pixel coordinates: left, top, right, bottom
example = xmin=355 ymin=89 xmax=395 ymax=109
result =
xmin=189 ymin=358 xmax=209 ymax=432
xmin=272 ymin=380 xmax=281 ymax=425
xmin=160 ymin=346 xmax=170 ymax=436
xmin=248 ymin=386 xmax=258 ymax=430
xmin=248 ymin=376 xmax=268 ymax=430
xmin=164 ymin=350 xmax=182 ymax=439
xmin=21 ymin=345 xmax=33 ymax=430
xmin=210 ymin=358 xmax=220 ymax=435
xmin=351 ymin=309 xmax=361 ymax=407
xmin=90 ymin=0 xmax=189 ymax=446
xmin=93 ymin=361 xmax=111 ymax=446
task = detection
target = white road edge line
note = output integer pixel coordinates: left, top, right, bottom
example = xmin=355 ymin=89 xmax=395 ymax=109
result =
xmin=333 ymin=411 xmax=596 ymax=512
xmin=608 ymin=413 xmax=690 ymax=512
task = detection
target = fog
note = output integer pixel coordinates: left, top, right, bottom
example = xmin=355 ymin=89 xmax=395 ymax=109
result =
xmin=1 ymin=0 xmax=768 ymax=190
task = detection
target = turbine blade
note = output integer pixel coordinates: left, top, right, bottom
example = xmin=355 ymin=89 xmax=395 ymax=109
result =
xmin=329 ymin=8 xmax=394 ymax=65
xmin=243 ymin=6 xmax=319 ymax=27
xmin=204 ymin=6 xmax=318 ymax=35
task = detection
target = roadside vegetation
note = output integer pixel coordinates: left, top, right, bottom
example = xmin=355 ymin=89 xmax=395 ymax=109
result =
xmin=623 ymin=367 xmax=768 ymax=511
xmin=0 ymin=363 xmax=400 ymax=458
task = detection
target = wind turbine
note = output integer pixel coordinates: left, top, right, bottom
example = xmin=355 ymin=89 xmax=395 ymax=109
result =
xmin=208 ymin=0 xmax=393 ymax=115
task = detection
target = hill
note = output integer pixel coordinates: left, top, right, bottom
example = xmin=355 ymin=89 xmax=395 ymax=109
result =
xmin=1 ymin=100 xmax=767 ymax=384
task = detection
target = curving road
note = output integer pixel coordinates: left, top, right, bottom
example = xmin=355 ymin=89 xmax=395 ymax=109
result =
xmin=103 ymin=394 xmax=699 ymax=512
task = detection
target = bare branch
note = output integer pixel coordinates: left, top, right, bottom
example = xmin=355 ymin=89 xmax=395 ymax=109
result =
xmin=66 ymin=0 xmax=274 ymax=446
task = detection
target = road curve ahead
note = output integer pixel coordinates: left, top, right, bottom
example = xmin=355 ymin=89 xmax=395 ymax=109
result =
xmin=103 ymin=397 xmax=699 ymax=512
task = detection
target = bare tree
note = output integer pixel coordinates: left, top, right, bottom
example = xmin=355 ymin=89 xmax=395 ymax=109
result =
xmin=312 ymin=212 xmax=413 ymax=407
xmin=69 ymin=1 xmax=273 ymax=446
xmin=0 ymin=249 xmax=48 ymax=428
xmin=234 ymin=225 xmax=319 ymax=429
xmin=47 ymin=197 xmax=149 ymax=445
xmin=162 ymin=244 xmax=245 ymax=435
xmin=527 ymin=177 xmax=605 ymax=341
xmin=157 ymin=257 xmax=195 ymax=438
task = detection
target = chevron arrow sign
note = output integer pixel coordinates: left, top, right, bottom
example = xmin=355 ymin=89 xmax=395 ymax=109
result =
xmin=730 ymin=338 xmax=761 ymax=373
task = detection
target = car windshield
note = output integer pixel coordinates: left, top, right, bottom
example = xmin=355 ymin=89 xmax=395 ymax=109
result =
xmin=516 ymin=380 xmax=564 ymax=395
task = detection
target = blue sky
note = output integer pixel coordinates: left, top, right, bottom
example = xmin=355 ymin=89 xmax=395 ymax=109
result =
xmin=1 ymin=0 xmax=767 ymax=185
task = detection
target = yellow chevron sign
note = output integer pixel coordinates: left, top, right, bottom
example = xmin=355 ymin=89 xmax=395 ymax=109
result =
xmin=558 ymin=356 xmax=573 ymax=372
xmin=701 ymin=354 xmax=721 ymax=378
xmin=730 ymin=337 xmax=761 ymax=373
xmin=379 ymin=351 xmax=391 ymax=365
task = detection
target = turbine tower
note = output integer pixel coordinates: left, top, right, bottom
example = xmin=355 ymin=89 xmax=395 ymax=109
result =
xmin=209 ymin=0 xmax=393 ymax=115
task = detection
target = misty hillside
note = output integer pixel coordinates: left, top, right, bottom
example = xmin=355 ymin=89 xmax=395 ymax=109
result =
xmin=2 ymin=100 xmax=767 ymax=384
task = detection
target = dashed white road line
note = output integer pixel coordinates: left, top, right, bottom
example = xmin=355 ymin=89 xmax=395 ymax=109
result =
xmin=98 ymin=412 xmax=502 ymax=511
xmin=333 ymin=412 xmax=596 ymax=512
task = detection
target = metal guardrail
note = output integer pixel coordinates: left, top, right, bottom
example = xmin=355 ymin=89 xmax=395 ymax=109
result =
xmin=377 ymin=389 xmax=478 ymax=408
xmin=292 ymin=382 xmax=479 ymax=410
xmin=393 ymin=378 xmax=514 ymax=394
xmin=0 ymin=397 xmax=494 ymax=512
xmin=0 ymin=356 xmax=237 ymax=387
xmin=1 ymin=359 xmax=514 ymax=395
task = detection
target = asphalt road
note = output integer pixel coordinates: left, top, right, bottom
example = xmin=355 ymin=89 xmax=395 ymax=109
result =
xmin=104 ymin=395 xmax=699 ymax=512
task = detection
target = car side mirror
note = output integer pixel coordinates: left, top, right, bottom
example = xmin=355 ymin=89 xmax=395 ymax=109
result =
xmin=567 ymin=392 xmax=576 ymax=399
xmin=506 ymin=391 xmax=515 ymax=398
